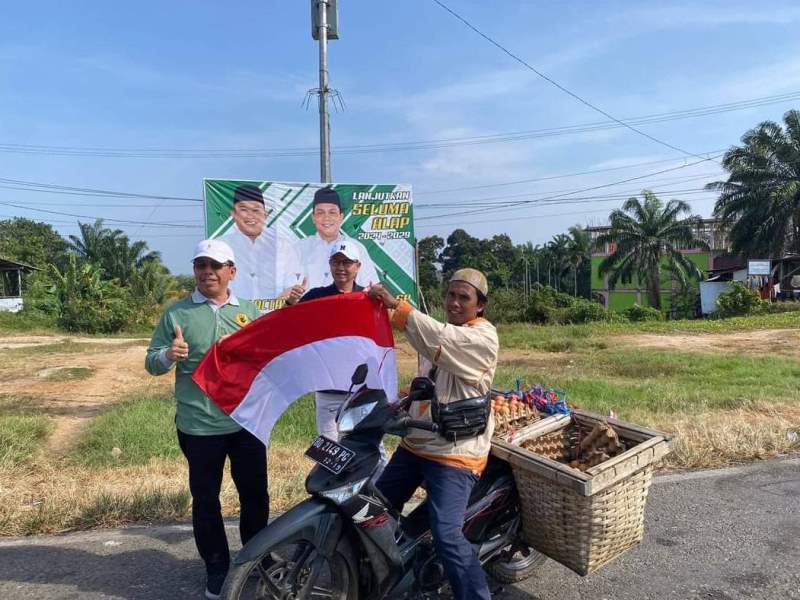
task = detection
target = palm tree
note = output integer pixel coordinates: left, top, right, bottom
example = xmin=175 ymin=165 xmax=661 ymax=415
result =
xmin=564 ymin=225 xmax=591 ymax=297
xmin=706 ymin=109 xmax=800 ymax=257
xmin=68 ymin=219 xmax=124 ymax=267
xmin=68 ymin=219 xmax=160 ymax=284
xmin=597 ymin=191 xmax=708 ymax=309
xmin=547 ymin=234 xmax=571 ymax=292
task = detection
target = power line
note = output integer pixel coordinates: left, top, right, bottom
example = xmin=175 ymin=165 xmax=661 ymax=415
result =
xmin=430 ymin=0 xmax=713 ymax=161
xmin=0 ymin=200 xmax=203 ymax=228
xmin=0 ymin=177 xmax=201 ymax=202
xmin=415 ymin=171 xmax=722 ymax=209
xmin=0 ymin=92 xmax=797 ymax=159
xmin=416 ymin=154 xmax=722 ymax=221
xmin=419 ymin=150 xmax=726 ymax=194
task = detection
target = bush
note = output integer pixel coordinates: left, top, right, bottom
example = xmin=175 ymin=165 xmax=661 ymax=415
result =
xmin=714 ymin=282 xmax=763 ymax=318
xmin=484 ymin=289 xmax=527 ymax=323
xmin=52 ymin=256 xmax=135 ymax=334
xmin=563 ymin=298 xmax=609 ymax=324
xmin=525 ymin=285 xmax=578 ymax=324
xmin=619 ymin=304 xmax=663 ymax=322
xmin=760 ymin=300 xmax=800 ymax=314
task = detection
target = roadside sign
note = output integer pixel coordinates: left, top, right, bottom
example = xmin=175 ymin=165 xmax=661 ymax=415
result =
xmin=748 ymin=260 xmax=771 ymax=275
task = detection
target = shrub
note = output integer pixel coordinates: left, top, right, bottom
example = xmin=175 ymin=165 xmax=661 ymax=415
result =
xmin=714 ymin=282 xmax=763 ymax=318
xmin=619 ymin=304 xmax=663 ymax=322
xmin=525 ymin=285 xmax=577 ymax=324
xmin=484 ymin=289 xmax=527 ymax=323
xmin=563 ymin=298 xmax=608 ymax=323
xmin=51 ymin=256 xmax=135 ymax=333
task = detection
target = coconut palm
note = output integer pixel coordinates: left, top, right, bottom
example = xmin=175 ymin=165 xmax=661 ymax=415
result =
xmin=563 ymin=225 xmax=591 ymax=297
xmin=706 ymin=109 xmax=800 ymax=257
xmin=597 ymin=191 xmax=708 ymax=309
xmin=68 ymin=219 xmax=161 ymax=284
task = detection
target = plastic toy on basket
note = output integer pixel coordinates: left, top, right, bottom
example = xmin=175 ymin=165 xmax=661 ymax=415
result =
xmin=524 ymin=384 xmax=570 ymax=415
xmin=491 ymin=380 xmax=570 ymax=436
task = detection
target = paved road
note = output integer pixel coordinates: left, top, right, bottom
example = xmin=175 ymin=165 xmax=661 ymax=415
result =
xmin=1 ymin=457 xmax=798 ymax=600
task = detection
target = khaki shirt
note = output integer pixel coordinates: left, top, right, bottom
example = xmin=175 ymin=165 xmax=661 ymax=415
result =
xmin=392 ymin=301 xmax=498 ymax=474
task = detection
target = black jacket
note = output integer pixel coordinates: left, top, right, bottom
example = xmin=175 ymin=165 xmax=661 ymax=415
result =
xmin=299 ymin=282 xmax=364 ymax=303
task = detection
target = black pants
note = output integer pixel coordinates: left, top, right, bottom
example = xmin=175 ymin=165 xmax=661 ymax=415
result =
xmin=177 ymin=428 xmax=269 ymax=576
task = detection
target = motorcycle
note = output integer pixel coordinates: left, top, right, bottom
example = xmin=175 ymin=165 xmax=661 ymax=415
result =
xmin=221 ymin=364 xmax=544 ymax=599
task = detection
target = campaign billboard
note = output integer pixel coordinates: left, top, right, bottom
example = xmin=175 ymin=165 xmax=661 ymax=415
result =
xmin=203 ymin=180 xmax=417 ymax=312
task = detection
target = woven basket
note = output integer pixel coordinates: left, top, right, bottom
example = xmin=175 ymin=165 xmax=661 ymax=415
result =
xmin=491 ymin=410 xmax=671 ymax=576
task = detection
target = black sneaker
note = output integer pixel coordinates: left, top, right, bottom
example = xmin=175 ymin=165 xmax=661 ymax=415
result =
xmin=205 ymin=571 xmax=227 ymax=600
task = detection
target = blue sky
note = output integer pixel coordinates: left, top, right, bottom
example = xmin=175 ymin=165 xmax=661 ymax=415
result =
xmin=2 ymin=1 xmax=800 ymax=273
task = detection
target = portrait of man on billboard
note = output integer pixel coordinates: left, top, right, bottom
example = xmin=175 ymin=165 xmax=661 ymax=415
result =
xmin=295 ymin=186 xmax=379 ymax=289
xmin=219 ymin=184 xmax=305 ymax=308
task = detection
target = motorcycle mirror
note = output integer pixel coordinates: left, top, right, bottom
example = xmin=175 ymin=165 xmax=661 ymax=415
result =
xmin=351 ymin=363 xmax=369 ymax=386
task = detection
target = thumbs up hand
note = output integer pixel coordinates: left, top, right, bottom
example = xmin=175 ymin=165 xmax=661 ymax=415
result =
xmin=167 ymin=324 xmax=190 ymax=362
xmin=284 ymin=276 xmax=308 ymax=306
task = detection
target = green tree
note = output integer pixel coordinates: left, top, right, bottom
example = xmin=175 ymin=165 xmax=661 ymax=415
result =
xmin=68 ymin=219 xmax=161 ymax=284
xmin=50 ymin=255 xmax=133 ymax=333
xmin=417 ymin=235 xmax=444 ymax=290
xmin=597 ymin=190 xmax=708 ymax=310
xmin=707 ymin=109 xmax=800 ymax=257
xmin=563 ymin=225 xmax=591 ymax=297
xmin=0 ymin=218 xmax=68 ymax=269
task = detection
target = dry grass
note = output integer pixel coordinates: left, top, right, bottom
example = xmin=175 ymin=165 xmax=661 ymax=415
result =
xmin=0 ymin=448 xmax=319 ymax=536
xmin=645 ymin=402 xmax=800 ymax=470
xmin=1 ymin=323 xmax=799 ymax=536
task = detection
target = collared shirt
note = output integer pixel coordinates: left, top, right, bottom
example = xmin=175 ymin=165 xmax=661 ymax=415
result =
xmin=220 ymin=224 xmax=304 ymax=304
xmin=294 ymin=233 xmax=380 ymax=290
xmin=145 ymin=288 xmax=260 ymax=435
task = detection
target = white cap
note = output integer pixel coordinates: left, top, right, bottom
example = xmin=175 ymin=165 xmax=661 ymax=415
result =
xmin=329 ymin=242 xmax=360 ymax=262
xmin=192 ymin=239 xmax=236 ymax=265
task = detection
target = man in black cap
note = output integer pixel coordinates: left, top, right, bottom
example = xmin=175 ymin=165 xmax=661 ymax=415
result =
xmin=293 ymin=186 xmax=379 ymax=290
xmin=220 ymin=184 xmax=305 ymax=310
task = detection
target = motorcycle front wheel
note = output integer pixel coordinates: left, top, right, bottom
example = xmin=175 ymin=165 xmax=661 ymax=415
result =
xmin=221 ymin=534 xmax=359 ymax=600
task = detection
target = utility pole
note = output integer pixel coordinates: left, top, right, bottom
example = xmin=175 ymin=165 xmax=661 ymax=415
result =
xmin=312 ymin=0 xmax=338 ymax=183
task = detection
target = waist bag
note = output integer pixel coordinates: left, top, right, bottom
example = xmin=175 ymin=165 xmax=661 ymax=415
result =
xmin=432 ymin=395 xmax=490 ymax=442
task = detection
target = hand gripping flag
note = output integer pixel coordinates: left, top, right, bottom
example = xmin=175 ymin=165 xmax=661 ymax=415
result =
xmin=193 ymin=292 xmax=397 ymax=446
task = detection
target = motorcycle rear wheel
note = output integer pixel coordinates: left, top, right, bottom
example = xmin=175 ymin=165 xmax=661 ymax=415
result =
xmin=221 ymin=535 xmax=359 ymax=600
xmin=487 ymin=544 xmax=546 ymax=583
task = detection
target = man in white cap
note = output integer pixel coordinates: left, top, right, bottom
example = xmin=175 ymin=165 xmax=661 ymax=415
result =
xmin=220 ymin=184 xmax=306 ymax=311
xmin=145 ymin=239 xmax=267 ymax=600
xmin=296 ymin=241 xmax=365 ymax=440
xmin=294 ymin=186 xmax=379 ymax=290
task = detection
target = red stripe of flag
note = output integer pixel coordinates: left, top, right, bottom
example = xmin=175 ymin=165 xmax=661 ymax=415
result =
xmin=193 ymin=293 xmax=395 ymax=414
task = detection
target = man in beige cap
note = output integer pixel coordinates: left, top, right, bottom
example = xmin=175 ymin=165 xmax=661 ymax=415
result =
xmin=367 ymin=268 xmax=496 ymax=600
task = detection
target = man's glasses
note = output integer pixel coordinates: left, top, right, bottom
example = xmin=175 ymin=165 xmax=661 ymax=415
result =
xmin=329 ymin=259 xmax=356 ymax=268
xmin=194 ymin=259 xmax=233 ymax=270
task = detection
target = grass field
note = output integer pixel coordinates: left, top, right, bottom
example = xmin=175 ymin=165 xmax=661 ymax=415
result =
xmin=0 ymin=313 xmax=798 ymax=535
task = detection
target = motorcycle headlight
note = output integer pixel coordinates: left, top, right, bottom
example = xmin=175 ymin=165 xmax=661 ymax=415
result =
xmin=319 ymin=478 xmax=368 ymax=504
xmin=337 ymin=401 xmax=378 ymax=434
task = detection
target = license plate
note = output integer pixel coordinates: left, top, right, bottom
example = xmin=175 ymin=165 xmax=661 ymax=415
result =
xmin=305 ymin=436 xmax=356 ymax=475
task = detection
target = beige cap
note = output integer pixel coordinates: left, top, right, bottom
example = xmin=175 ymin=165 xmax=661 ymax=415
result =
xmin=449 ymin=268 xmax=488 ymax=296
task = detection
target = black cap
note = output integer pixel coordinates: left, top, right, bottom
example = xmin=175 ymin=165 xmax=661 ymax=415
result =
xmin=233 ymin=184 xmax=265 ymax=205
xmin=313 ymin=186 xmax=341 ymax=209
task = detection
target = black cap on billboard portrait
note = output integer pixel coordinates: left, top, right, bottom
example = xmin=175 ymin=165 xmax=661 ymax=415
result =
xmin=313 ymin=186 xmax=342 ymax=209
xmin=233 ymin=184 xmax=265 ymax=205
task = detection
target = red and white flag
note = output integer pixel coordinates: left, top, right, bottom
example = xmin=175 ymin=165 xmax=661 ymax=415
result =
xmin=193 ymin=292 xmax=397 ymax=446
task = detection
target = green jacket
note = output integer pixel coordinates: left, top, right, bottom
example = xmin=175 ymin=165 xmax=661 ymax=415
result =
xmin=145 ymin=290 xmax=261 ymax=435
